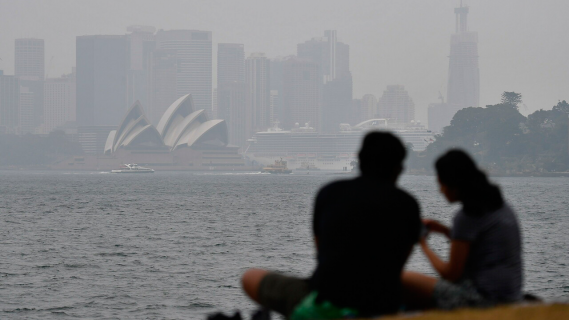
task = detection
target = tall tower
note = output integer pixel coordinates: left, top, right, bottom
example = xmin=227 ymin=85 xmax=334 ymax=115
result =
xmin=217 ymin=43 xmax=245 ymax=122
xmin=43 ymin=69 xmax=76 ymax=133
xmin=217 ymin=43 xmax=246 ymax=146
xmin=76 ymin=35 xmax=128 ymax=126
xmin=297 ymin=30 xmax=352 ymax=133
xmin=246 ymin=53 xmax=271 ymax=132
xmin=155 ymin=30 xmax=212 ymax=115
xmin=15 ymin=38 xmax=44 ymax=80
xmin=282 ymin=57 xmax=320 ymax=130
xmin=447 ymin=4 xmax=479 ymax=110
xmin=0 ymin=72 xmax=20 ymax=133
xmin=15 ymin=38 xmax=45 ymax=131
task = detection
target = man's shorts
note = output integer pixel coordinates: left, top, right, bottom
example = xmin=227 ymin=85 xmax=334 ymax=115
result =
xmin=257 ymin=272 xmax=311 ymax=318
xmin=433 ymin=279 xmax=492 ymax=310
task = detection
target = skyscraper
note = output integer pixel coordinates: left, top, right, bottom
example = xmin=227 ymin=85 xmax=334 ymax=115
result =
xmin=361 ymin=94 xmax=378 ymax=121
xmin=43 ymin=69 xmax=76 ymax=134
xmin=282 ymin=57 xmax=320 ymax=130
xmin=217 ymin=43 xmax=245 ymax=122
xmin=16 ymin=38 xmax=45 ymax=131
xmin=377 ymin=85 xmax=415 ymax=124
xmin=126 ymin=26 xmax=156 ymax=111
xmin=155 ymin=30 xmax=212 ymax=115
xmin=447 ymin=4 xmax=479 ymax=110
xmin=297 ymin=30 xmax=352 ymax=133
xmin=15 ymin=38 xmax=44 ymax=80
xmin=19 ymin=87 xmax=35 ymax=133
xmin=428 ymin=4 xmax=480 ymax=132
xmin=76 ymin=35 xmax=128 ymax=126
xmin=269 ymin=57 xmax=286 ymax=123
xmin=246 ymin=53 xmax=271 ymax=132
xmin=0 ymin=71 xmax=20 ymax=133
xmin=149 ymin=49 xmax=178 ymax=123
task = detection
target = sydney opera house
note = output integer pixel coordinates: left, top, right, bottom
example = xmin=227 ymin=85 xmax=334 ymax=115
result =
xmin=55 ymin=94 xmax=246 ymax=170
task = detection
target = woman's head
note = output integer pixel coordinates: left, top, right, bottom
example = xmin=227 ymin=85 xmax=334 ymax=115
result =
xmin=435 ymin=149 xmax=503 ymax=215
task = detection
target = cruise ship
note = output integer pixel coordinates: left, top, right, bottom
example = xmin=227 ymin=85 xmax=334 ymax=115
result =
xmin=244 ymin=119 xmax=435 ymax=171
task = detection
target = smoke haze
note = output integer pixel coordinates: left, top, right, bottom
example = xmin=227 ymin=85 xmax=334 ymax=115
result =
xmin=0 ymin=0 xmax=568 ymax=123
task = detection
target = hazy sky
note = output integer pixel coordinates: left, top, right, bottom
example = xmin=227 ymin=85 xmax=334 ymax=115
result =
xmin=1 ymin=0 xmax=568 ymax=123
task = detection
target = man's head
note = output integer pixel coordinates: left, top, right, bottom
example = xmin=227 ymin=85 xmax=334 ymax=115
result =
xmin=358 ymin=132 xmax=406 ymax=182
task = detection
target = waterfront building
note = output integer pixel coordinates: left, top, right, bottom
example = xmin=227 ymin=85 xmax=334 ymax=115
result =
xmin=447 ymin=4 xmax=479 ymax=110
xmin=377 ymin=85 xmax=415 ymax=124
xmin=282 ymin=57 xmax=321 ymax=131
xmin=76 ymin=35 xmax=128 ymax=126
xmin=43 ymin=69 xmax=76 ymax=134
xmin=49 ymin=95 xmax=246 ymax=170
xmin=0 ymin=71 xmax=20 ymax=133
xmin=245 ymin=53 xmax=271 ymax=132
xmin=155 ymin=30 xmax=212 ymax=115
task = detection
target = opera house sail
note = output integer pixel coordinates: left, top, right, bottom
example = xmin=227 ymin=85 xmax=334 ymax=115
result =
xmin=56 ymin=94 xmax=245 ymax=171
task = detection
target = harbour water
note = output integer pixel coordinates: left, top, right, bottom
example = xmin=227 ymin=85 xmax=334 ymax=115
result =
xmin=0 ymin=171 xmax=567 ymax=319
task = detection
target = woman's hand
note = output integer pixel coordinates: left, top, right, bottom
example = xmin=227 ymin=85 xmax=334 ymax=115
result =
xmin=423 ymin=219 xmax=451 ymax=238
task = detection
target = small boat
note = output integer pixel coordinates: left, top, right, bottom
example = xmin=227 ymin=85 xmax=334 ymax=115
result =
xmin=111 ymin=164 xmax=155 ymax=173
xmin=261 ymin=159 xmax=292 ymax=174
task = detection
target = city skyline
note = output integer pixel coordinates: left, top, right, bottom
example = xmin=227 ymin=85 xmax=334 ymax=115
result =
xmin=1 ymin=0 xmax=567 ymax=124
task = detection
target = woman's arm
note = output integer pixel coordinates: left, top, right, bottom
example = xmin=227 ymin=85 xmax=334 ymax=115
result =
xmin=423 ymin=219 xmax=451 ymax=238
xmin=420 ymin=238 xmax=470 ymax=282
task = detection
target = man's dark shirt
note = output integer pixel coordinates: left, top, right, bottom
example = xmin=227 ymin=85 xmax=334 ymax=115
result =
xmin=309 ymin=176 xmax=421 ymax=316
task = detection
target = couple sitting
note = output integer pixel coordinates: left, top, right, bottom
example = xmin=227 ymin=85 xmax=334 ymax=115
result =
xmin=241 ymin=132 xmax=523 ymax=320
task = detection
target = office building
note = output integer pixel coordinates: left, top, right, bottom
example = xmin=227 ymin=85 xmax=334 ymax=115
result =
xmin=217 ymin=43 xmax=245 ymax=121
xmin=297 ymin=30 xmax=352 ymax=132
xmin=19 ymin=86 xmax=35 ymax=133
xmin=155 ymin=30 xmax=212 ymax=115
xmin=149 ymin=49 xmax=178 ymax=123
xmin=15 ymin=38 xmax=44 ymax=80
xmin=377 ymin=85 xmax=415 ymax=124
xmin=282 ymin=57 xmax=320 ymax=130
xmin=269 ymin=57 xmax=286 ymax=122
xmin=43 ymin=69 xmax=76 ymax=134
xmin=16 ymin=38 xmax=45 ymax=131
xmin=361 ymin=94 xmax=378 ymax=121
xmin=246 ymin=53 xmax=271 ymax=131
xmin=126 ymin=26 xmax=156 ymax=110
xmin=0 ymin=71 xmax=20 ymax=133
xmin=76 ymin=35 xmax=128 ymax=126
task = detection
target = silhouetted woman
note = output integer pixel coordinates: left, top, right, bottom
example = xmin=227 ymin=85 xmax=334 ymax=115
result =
xmin=402 ymin=150 xmax=523 ymax=310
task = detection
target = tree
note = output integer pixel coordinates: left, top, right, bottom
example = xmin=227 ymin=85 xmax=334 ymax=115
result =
xmin=501 ymin=91 xmax=523 ymax=108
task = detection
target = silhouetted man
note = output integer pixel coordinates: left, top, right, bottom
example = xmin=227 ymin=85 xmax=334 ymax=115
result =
xmin=242 ymin=132 xmax=421 ymax=319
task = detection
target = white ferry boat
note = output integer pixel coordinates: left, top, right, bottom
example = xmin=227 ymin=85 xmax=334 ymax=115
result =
xmin=111 ymin=164 xmax=155 ymax=173
xmin=244 ymin=119 xmax=435 ymax=171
